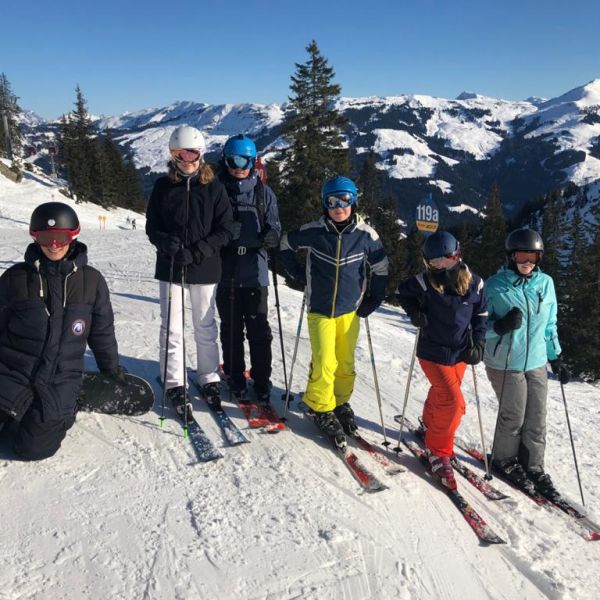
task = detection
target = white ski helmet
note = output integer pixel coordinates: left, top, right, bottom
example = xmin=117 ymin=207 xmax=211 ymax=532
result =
xmin=168 ymin=126 xmax=206 ymax=152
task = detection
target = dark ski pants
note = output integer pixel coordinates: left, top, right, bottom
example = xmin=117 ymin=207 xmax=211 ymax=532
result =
xmin=216 ymin=286 xmax=273 ymax=393
xmin=486 ymin=366 xmax=548 ymax=470
xmin=13 ymin=405 xmax=76 ymax=461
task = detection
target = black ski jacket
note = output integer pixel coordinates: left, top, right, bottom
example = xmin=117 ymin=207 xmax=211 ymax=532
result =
xmin=0 ymin=242 xmax=118 ymax=422
xmin=146 ymin=173 xmax=234 ymax=284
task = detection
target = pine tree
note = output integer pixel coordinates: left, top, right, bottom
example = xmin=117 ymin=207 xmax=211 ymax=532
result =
xmin=540 ymin=190 xmax=562 ymax=280
xmin=402 ymin=227 xmax=426 ymax=277
xmin=59 ymin=86 xmax=95 ymax=202
xmin=0 ymin=73 xmax=23 ymax=158
xmin=471 ymin=183 xmax=507 ymax=278
xmin=357 ymin=151 xmax=383 ymax=222
xmin=374 ymin=194 xmax=406 ymax=300
xmin=123 ymin=150 xmax=145 ymax=211
xmin=279 ymin=40 xmax=350 ymax=229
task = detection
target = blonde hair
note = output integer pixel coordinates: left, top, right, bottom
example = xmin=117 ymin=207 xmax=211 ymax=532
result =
xmin=427 ymin=263 xmax=472 ymax=296
xmin=167 ymin=160 xmax=215 ymax=185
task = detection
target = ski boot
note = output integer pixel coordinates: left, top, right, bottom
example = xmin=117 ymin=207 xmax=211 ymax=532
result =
xmin=314 ymin=410 xmax=346 ymax=449
xmin=527 ymin=468 xmax=562 ymax=502
xmin=334 ymin=402 xmax=358 ymax=435
xmin=202 ymin=382 xmax=222 ymax=411
xmin=167 ymin=386 xmax=192 ymax=420
xmin=492 ymin=458 xmax=537 ymax=496
xmin=428 ymin=453 xmax=457 ymax=490
xmin=254 ymin=382 xmax=272 ymax=406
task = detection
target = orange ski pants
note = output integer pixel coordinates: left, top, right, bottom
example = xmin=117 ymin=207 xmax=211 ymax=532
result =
xmin=419 ymin=359 xmax=467 ymax=457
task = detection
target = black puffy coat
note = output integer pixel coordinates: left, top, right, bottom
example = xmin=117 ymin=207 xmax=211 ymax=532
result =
xmin=145 ymin=171 xmax=234 ymax=284
xmin=0 ymin=242 xmax=118 ymax=421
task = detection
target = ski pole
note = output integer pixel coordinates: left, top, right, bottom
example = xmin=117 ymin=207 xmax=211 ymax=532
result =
xmin=394 ymin=328 xmax=420 ymax=452
xmin=471 ymin=365 xmax=491 ymax=479
xmin=282 ymin=292 xmax=306 ymax=421
xmin=159 ymin=256 xmax=175 ymax=429
xmin=365 ymin=316 xmax=389 ymax=447
xmin=559 ymin=380 xmax=585 ymax=506
xmin=181 ymin=265 xmax=189 ymax=438
xmin=270 ymin=251 xmax=289 ymax=402
xmin=487 ymin=330 xmax=514 ymax=480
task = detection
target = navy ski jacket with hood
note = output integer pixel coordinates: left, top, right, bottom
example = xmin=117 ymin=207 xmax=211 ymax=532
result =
xmin=0 ymin=242 xmax=118 ymax=422
xmin=219 ymin=171 xmax=281 ymax=288
xmin=396 ymin=266 xmax=488 ymax=365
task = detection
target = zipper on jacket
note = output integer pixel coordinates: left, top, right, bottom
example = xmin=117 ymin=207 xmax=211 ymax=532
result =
xmin=537 ymin=292 xmax=543 ymax=314
xmin=63 ymin=268 xmax=76 ymax=308
xmin=330 ymin=233 xmax=343 ymax=318
xmin=524 ymin=285 xmax=531 ymax=371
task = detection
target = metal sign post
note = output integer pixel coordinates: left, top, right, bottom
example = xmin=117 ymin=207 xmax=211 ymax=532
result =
xmin=415 ymin=192 xmax=440 ymax=234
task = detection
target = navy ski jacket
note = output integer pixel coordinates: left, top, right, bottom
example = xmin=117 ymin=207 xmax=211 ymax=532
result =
xmin=219 ymin=172 xmax=281 ymax=288
xmin=0 ymin=242 xmax=118 ymax=422
xmin=280 ymin=215 xmax=389 ymax=318
xmin=396 ymin=266 xmax=488 ymax=365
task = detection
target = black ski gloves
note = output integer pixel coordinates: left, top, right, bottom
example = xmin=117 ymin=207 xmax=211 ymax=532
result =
xmin=408 ymin=310 xmax=428 ymax=329
xmin=174 ymin=248 xmax=193 ymax=266
xmin=101 ymin=365 xmax=128 ymax=386
xmin=230 ymin=221 xmax=242 ymax=241
xmin=494 ymin=307 xmax=523 ymax=336
xmin=161 ymin=234 xmax=181 ymax=257
xmin=356 ymin=295 xmax=379 ymax=318
xmin=462 ymin=340 xmax=485 ymax=365
xmin=262 ymin=229 xmax=280 ymax=250
xmin=550 ymin=356 xmax=570 ymax=384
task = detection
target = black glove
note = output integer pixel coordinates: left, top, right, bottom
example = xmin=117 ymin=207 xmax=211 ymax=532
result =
xmin=262 ymin=229 xmax=280 ymax=250
xmin=286 ymin=274 xmax=306 ymax=291
xmin=102 ymin=365 xmax=128 ymax=386
xmin=356 ymin=295 xmax=379 ymax=318
xmin=462 ymin=341 xmax=485 ymax=365
xmin=408 ymin=310 xmax=428 ymax=328
xmin=174 ymin=248 xmax=193 ymax=266
xmin=494 ymin=307 xmax=523 ymax=336
xmin=161 ymin=234 xmax=181 ymax=257
xmin=230 ymin=221 xmax=242 ymax=241
xmin=550 ymin=356 xmax=570 ymax=384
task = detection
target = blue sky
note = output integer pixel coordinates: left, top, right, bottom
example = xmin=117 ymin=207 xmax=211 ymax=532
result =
xmin=3 ymin=0 xmax=599 ymax=118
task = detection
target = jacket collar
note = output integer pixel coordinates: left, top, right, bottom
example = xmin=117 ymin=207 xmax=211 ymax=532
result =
xmin=25 ymin=241 xmax=89 ymax=275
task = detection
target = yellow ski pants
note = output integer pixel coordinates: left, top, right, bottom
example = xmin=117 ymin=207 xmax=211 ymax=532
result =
xmin=303 ymin=311 xmax=360 ymax=413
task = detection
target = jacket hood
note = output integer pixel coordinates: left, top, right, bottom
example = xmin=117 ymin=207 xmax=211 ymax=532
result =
xmin=25 ymin=241 xmax=89 ymax=274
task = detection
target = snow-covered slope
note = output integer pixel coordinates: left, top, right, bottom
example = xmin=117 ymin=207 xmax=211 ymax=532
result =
xmin=1 ymin=172 xmax=600 ymax=599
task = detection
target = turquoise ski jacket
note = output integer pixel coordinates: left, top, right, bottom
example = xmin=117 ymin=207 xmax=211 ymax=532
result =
xmin=483 ymin=266 xmax=561 ymax=372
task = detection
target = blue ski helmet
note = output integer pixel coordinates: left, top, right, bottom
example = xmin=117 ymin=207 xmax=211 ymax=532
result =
xmin=422 ymin=231 xmax=460 ymax=261
xmin=320 ymin=176 xmax=358 ymax=210
xmin=223 ymin=134 xmax=257 ymax=159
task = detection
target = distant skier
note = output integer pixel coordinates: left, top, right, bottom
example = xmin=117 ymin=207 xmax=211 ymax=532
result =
xmin=131 ymin=218 xmax=136 ymax=230
xmin=280 ymin=176 xmax=388 ymax=446
xmin=396 ymin=231 xmax=487 ymax=490
xmin=216 ymin=134 xmax=281 ymax=404
xmin=484 ymin=228 xmax=569 ymax=500
xmin=126 ymin=216 xmax=131 ymax=226
xmin=145 ymin=126 xmax=234 ymax=414
xmin=0 ymin=202 xmax=123 ymax=460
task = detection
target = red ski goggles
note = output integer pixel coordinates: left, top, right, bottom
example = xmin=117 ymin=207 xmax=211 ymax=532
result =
xmin=225 ymin=155 xmax=254 ymax=170
xmin=323 ymin=192 xmax=356 ymax=209
xmin=171 ymin=148 xmax=202 ymax=163
xmin=513 ymin=250 xmax=542 ymax=264
xmin=30 ymin=228 xmax=80 ymax=248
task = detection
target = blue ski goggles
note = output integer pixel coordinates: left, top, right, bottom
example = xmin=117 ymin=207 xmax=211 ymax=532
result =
xmin=225 ymin=155 xmax=254 ymax=170
xmin=323 ymin=192 xmax=356 ymax=209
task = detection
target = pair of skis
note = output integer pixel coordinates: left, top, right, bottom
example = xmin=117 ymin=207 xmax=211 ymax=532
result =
xmin=453 ymin=436 xmax=600 ymax=542
xmin=394 ymin=415 xmax=506 ymax=545
xmin=301 ymin=403 xmax=404 ymax=494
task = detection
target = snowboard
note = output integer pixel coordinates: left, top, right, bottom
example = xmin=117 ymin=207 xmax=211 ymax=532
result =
xmin=78 ymin=371 xmax=155 ymax=416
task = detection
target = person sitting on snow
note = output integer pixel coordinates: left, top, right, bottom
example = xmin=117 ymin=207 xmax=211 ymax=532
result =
xmin=0 ymin=202 xmax=122 ymax=460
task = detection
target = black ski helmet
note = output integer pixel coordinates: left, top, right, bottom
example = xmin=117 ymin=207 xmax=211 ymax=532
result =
xmin=29 ymin=202 xmax=80 ymax=235
xmin=423 ymin=231 xmax=460 ymax=261
xmin=505 ymin=228 xmax=544 ymax=256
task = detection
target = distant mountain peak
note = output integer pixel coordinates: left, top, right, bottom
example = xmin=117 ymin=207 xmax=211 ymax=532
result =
xmin=456 ymin=91 xmax=479 ymax=100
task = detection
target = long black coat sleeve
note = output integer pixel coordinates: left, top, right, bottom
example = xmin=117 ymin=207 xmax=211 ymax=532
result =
xmin=87 ymin=273 xmax=119 ymax=373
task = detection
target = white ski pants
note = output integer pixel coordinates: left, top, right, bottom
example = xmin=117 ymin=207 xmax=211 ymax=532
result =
xmin=159 ymin=281 xmax=220 ymax=390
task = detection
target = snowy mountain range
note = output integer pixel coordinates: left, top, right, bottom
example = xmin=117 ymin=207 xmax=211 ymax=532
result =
xmin=19 ymin=79 xmax=600 ymax=224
